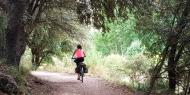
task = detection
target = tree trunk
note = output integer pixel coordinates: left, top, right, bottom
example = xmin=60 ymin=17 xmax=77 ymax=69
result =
xmin=146 ymin=45 xmax=169 ymax=95
xmin=31 ymin=48 xmax=41 ymax=70
xmin=6 ymin=0 xmax=27 ymax=67
xmin=168 ymin=44 xmax=177 ymax=92
xmin=35 ymin=54 xmax=40 ymax=69
xmin=167 ymin=0 xmax=190 ymax=92
xmin=31 ymin=53 xmax=36 ymax=70
xmin=184 ymin=68 xmax=190 ymax=95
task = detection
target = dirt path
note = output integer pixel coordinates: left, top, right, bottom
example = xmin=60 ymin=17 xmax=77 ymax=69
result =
xmin=28 ymin=71 xmax=135 ymax=95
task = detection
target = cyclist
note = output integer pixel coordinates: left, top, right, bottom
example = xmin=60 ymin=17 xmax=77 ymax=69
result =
xmin=72 ymin=44 xmax=86 ymax=80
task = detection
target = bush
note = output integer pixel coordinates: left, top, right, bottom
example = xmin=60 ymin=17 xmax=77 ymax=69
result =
xmin=37 ymin=55 xmax=75 ymax=73
xmin=122 ymin=54 xmax=152 ymax=90
xmin=85 ymin=52 xmax=154 ymax=91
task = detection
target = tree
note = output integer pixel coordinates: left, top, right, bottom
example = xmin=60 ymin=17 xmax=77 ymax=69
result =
xmin=77 ymin=0 xmax=190 ymax=94
xmin=25 ymin=0 xmax=84 ymax=69
xmin=5 ymin=0 xmax=27 ymax=67
xmin=143 ymin=0 xmax=190 ymax=94
xmin=0 ymin=0 xmax=83 ymax=69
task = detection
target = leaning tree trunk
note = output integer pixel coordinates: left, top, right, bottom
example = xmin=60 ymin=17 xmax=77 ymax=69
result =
xmin=146 ymin=0 xmax=190 ymax=94
xmin=6 ymin=0 xmax=27 ymax=67
xmin=167 ymin=0 xmax=190 ymax=92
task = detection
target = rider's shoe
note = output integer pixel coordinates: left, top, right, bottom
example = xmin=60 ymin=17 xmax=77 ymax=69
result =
xmin=77 ymin=78 xmax=80 ymax=80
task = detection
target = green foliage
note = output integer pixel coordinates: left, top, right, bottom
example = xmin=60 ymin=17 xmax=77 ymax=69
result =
xmin=126 ymin=40 xmax=145 ymax=55
xmin=26 ymin=6 xmax=86 ymax=67
xmin=95 ymin=15 xmax=140 ymax=55
xmin=29 ymin=24 xmax=66 ymax=55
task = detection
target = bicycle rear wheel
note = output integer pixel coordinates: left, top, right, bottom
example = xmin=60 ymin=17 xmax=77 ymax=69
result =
xmin=80 ymin=67 xmax=84 ymax=83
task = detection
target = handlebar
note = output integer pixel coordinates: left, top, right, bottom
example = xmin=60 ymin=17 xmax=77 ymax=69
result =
xmin=71 ymin=57 xmax=76 ymax=59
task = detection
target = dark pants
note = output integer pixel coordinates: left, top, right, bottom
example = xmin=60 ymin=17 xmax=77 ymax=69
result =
xmin=74 ymin=57 xmax=84 ymax=67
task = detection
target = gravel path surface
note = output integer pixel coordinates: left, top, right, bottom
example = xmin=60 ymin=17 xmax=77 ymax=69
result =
xmin=29 ymin=71 xmax=134 ymax=95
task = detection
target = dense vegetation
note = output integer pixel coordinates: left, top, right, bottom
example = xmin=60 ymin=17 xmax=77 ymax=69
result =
xmin=0 ymin=0 xmax=190 ymax=95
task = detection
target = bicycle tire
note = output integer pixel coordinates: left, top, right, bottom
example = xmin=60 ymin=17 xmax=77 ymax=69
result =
xmin=80 ymin=67 xmax=84 ymax=83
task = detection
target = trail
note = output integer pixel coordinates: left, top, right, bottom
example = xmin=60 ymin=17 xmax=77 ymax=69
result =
xmin=28 ymin=71 xmax=135 ymax=95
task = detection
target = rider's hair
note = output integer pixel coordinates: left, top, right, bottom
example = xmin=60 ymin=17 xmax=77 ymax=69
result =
xmin=77 ymin=44 xmax=82 ymax=49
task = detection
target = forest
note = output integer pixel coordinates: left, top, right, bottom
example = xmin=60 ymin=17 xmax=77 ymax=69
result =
xmin=0 ymin=0 xmax=190 ymax=95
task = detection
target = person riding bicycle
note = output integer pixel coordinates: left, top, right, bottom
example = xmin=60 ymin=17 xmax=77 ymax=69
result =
xmin=72 ymin=44 xmax=86 ymax=80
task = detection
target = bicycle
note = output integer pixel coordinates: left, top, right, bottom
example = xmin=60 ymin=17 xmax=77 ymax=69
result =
xmin=78 ymin=62 xmax=85 ymax=83
xmin=72 ymin=58 xmax=85 ymax=83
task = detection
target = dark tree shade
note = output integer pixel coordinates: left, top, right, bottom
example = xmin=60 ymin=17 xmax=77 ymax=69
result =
xmin=6 ymin=0 xmax=27 ymax=66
